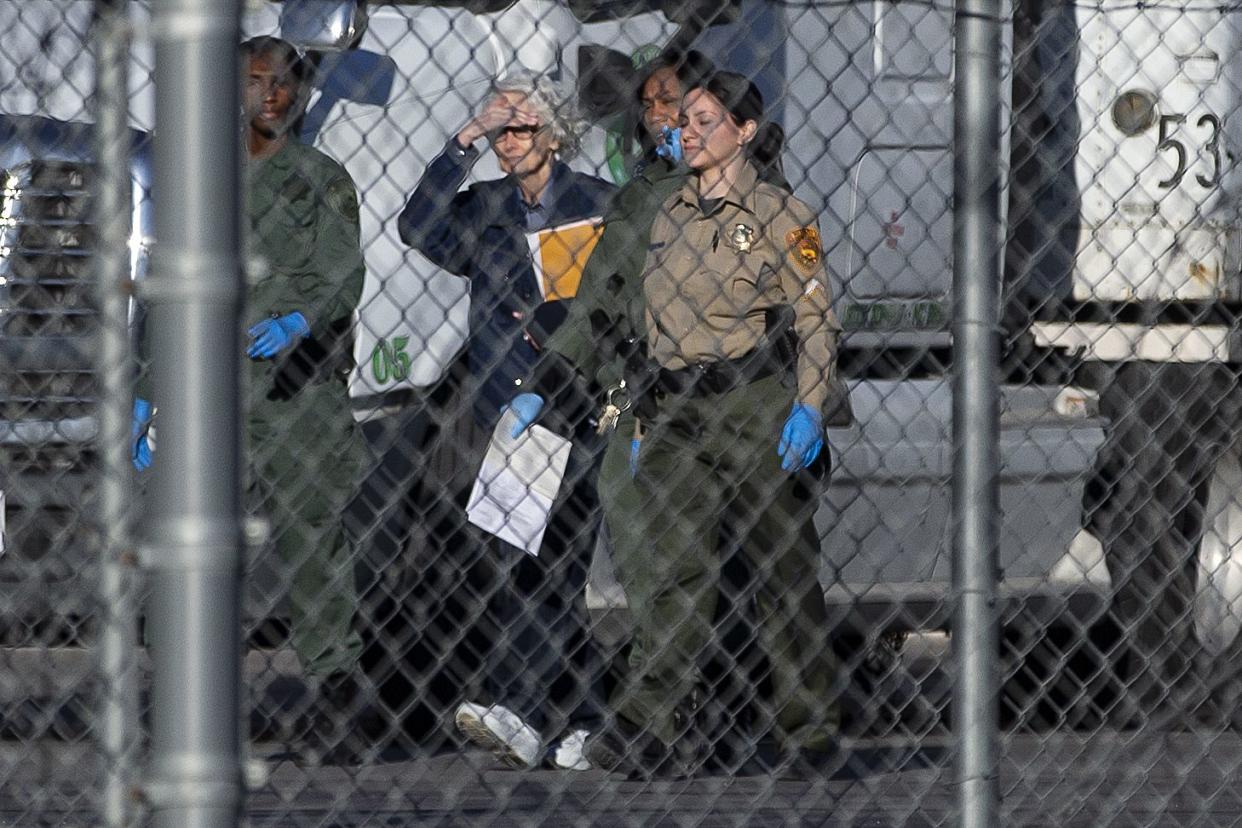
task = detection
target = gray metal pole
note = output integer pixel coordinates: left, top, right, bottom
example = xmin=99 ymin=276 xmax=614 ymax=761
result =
xmin=952 ymin=0 xmax=1002 ymax=823
xmin=145 ymin=0 xmax=244 ymax=825
xmin=93 ymin=1 xmax=139 ymax=824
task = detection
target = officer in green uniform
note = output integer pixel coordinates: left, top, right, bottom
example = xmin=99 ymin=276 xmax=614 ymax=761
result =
xmin=240 ymin=36 xmax=366 ymax=761
xmin=583 ymin=72 xmax=844 ymax=778
xmin=132 ymin=36 xmax=367 ymax=763
xmin=543 ymin=50 xmax=713 ymax=656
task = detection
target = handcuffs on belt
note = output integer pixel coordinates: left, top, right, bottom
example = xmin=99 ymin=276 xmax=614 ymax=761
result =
xmin=596 ymin=381 xmax=633 ymax=435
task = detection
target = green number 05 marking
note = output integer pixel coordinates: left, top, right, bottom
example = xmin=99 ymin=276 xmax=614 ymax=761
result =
xmin=370 ymin=336 xmax=411 ymax=385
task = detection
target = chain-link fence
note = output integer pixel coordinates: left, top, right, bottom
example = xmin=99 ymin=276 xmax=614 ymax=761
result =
xmin=5 ymin=0 xmax=1242 ymax=823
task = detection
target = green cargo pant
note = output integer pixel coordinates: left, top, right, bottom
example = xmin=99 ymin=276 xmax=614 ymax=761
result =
xmin=596 ymin=411 xmax=646 ymax=673
xmin=248 ymin=381 xmax=364 ymax=679
xmin=610 ymin=374 xmax=839 ymax=751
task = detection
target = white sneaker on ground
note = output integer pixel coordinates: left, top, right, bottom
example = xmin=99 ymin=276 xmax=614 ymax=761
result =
xmin=550 ymin=728 xmax=592 ymax=771
xmin=454 ymin=701 xmax=541 ymax=770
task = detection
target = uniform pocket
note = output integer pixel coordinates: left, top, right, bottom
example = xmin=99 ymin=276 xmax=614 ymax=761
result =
xmin=726 ymin=254 xmax=769 ymax=311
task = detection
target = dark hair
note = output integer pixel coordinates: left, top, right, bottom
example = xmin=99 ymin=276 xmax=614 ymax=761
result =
xmin=633 ymin=48 xmax=716 ymax=159
xmin=240 ymin=36 xmax=311 ymax=87
xmin=687 ymin=70 xmax=790 ymax=191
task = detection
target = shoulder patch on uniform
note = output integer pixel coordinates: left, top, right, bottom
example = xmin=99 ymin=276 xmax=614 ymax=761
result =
xmin=785 ymin=226 xmax=822 ymax=273
xmin=325 ymin=178 xmax=360 ymax=223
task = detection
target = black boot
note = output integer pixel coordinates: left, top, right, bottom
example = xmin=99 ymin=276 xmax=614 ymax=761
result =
xmin=584 ymin=715 xmax=690 ymax=779
xmin=299 ymin=671 xmax=368 ymax=767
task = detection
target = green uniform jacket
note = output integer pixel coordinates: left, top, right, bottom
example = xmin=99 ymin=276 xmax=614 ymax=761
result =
xmin=245 ymin=141 xmax=365 ymax=416
xmin=133 ymin=140 xmax=367 ymax=677
xmin=136 ymin=141 xmax=364 ymax=412
xmin=545 ymin=157 xmax=685 ymax=393
xmin=244 ymin=141 xmax=367 ymax=678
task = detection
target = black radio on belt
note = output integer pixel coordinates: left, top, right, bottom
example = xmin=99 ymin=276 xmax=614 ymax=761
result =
xmin=765 ymin=305 xmax=799 ymax=386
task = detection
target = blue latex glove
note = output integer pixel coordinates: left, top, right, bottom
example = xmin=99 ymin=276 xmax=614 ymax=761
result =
xmin=132 ymin=398 xmax=154 ymax=471
xmin=778 ymin=403 xmax=824 ymax=473
xmin=246 ymin=312 xmax=310 ymax=359
xmin=656 ymin=126 xmax=683 ymax=163
xmin=629 ymin=438 xmax=641 ymax=478
xmin=507 ymin=393 xmax=545 ymax=439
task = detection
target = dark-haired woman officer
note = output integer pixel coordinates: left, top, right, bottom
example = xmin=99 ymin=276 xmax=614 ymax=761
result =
xmin=586 ymin=72 xmax=845 ymax=777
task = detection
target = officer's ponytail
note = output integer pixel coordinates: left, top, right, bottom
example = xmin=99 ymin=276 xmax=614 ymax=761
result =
xmin=687 ymin=71 xmax=791 ymax=191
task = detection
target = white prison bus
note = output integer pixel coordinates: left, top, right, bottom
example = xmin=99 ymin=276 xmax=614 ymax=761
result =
xmin=2 ymin=0 xmax=1240 ymax=699
xmin=1033 ymin=0 xmax=1242 ymax=666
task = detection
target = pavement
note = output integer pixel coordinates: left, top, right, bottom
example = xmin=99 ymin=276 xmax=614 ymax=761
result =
xmin=2 ymin=646 xmax=1242 ymax=825
xmin=2 ymin=731 xmax=1242 ymax=825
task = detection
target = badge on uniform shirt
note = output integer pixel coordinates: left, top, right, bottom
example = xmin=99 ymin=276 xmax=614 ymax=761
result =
xmin=729 ymin=223 xmax=755 ymax=253
xmin=785 ymin=226 xmax=822 ymax=273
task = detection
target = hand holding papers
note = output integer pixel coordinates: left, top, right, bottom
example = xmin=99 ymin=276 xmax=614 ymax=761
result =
xmin=465 ymin=408 xmax=572 ymax=557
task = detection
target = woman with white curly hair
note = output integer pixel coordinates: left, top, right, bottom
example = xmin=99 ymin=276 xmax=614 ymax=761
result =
xmin=486 ymin=72 xmax=585 ymax=162
xmin=398 ymin=71 xmax=614 ymax=771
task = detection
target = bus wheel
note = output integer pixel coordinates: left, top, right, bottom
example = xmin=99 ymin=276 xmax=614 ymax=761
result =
xmin=1191 ymin=440 xmax=1242 ymax=660
xmin=1103 ymin=365 xmax=1242 ymax=729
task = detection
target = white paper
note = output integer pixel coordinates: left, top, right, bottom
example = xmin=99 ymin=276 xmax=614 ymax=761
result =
xmin=465 ymin=409 xmax=572 ymax=557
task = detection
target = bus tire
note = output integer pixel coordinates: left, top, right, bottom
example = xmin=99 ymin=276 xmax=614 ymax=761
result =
xmin=1088 ymin=362 xmax=1242 ymax=727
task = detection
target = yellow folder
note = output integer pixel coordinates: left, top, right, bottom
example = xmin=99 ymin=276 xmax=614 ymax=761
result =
xmin=526 ymin=217 xmax=604 ymax=301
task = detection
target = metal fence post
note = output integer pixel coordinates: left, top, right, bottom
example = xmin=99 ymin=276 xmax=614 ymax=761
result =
xmin=953 ymin=0 xmax=1003 ymax=823
xmin=93 ymin=1 xmax=139 ymax=824
xmin=145 ymin=0 xmax=244 ymax=825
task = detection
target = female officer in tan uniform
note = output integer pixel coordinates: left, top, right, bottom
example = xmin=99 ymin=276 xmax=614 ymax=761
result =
xmin=586 ymin=71 xmax=844 ymax=777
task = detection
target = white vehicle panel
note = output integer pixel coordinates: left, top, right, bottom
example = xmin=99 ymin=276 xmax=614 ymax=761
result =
xmin=0 ymin=1 xmax=156 ymax=130
xmin=798 ymin=0 xmax=1009 ymax=338
xmin=305 ymin=4 xmax=504 ymax=396
xmin=1073 ymin=3 xmax=1242 ymax=301
xmin=844 ymin=148 xmax=953 ymax=300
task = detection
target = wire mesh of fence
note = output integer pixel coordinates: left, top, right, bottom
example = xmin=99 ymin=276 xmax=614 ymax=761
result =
xmin=5 ymin=0 xmax=1242 ymax=824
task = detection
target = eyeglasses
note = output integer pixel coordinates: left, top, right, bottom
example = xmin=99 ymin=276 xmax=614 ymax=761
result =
xmin=487 ymin=124 xmax=545 ymax=143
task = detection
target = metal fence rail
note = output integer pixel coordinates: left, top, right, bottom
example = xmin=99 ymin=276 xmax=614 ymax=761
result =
xmin=2 ymin=0 xmax=1242 ymax=824
xmin=144 ymin=0 xmax=245 ymax=825
xmin=92 ymin=1 xmax=140 ymax=824
xmin=952 ymin=0 xmax=1002 ymax=820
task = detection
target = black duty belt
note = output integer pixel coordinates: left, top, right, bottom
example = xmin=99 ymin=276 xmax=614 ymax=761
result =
xmin=656 ymin=348 xmax=789 ymax=398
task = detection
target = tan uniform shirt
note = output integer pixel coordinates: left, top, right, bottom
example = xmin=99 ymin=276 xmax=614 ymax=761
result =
xmin=641 ymin=162 xmax=842 ymax=413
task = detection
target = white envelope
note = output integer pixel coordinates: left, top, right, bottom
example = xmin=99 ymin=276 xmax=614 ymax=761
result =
xmin=465 ymin=409 xmax=571 ymax=557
